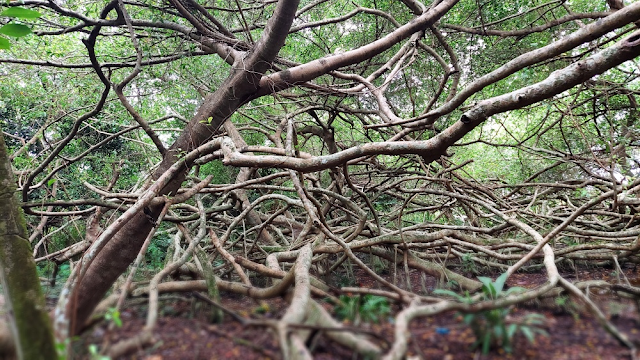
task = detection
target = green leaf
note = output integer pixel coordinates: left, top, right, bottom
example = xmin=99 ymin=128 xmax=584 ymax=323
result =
xmin=432 ymin=289 xmax=466 ymax=302
xmin=356 ymin=295 xmax=389 ymax=323
xmin=493 ymin=324 xmax=504 ymax=339
xmin=462 ymin=313 xmax=476 ymax=325
xmin=489 ymin=283 xmax=497 ymax=298
xmin=521 ymin=325 xmax=535 ymax=343
xmin=1 ymin=7 xmax=42 ymax=19
xmin=494 ymin=272 xmax=508 ymax=295
xmin=507 ymin=323 xmax=518 ymax=339
xmin=504 ymin=286 xmax=526 ymax=296
xmin=432 ymin=289 xmax=458 ymax=296
xmin=477 ymin=276 xmax=493 ymax=294
xmin=524 ymin=313 xmax=546 ymax=325
xmin=482 ymin=331 xmax=492 ymax=354
xmin=535 ymin=328 xmax=549 ymax=337
xmin=0 ymin=24 xmax=32 ymax=38
xmin=0 ymin=36 xmax=9 ymax=49
xmin=47 ymin=178 xmax=56 ymax=187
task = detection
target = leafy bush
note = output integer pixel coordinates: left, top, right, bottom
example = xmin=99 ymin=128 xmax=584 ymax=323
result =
xmin=145 ymin=231 xmax=171 ymax=269
xmin=434 ymin=273 xmax=548 ymax=354
xmin=334 ymin=294 xmax=390 ymax=324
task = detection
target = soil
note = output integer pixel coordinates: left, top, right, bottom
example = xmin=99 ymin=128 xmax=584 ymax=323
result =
xmin=78 ymin=264 xmax=640 ymax=360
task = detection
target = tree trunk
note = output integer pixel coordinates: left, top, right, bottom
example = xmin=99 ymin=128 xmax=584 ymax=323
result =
xmin=0 ymin=130 xmax=57 ymax=359
xmin=66 ymin=0 xmax=301 ymax=335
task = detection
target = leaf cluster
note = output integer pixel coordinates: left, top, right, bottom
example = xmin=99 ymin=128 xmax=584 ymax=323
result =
xmin=0 ymin=7 xmax=41 ymax=49
xmin=334 ymin=294 xmax=390 ymax=324
xmin=434 ymin=273 xmax=548 ymax=354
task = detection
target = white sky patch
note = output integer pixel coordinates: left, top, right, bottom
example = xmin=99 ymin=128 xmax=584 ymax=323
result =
xmin=337 ymin=21 xmax=359 ymax=37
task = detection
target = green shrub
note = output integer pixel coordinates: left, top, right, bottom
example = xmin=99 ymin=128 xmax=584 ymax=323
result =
xmin=334 ymin=294 xmax=390 ymax=324
xmin=434 ymin=273 xmax=548 ymax=354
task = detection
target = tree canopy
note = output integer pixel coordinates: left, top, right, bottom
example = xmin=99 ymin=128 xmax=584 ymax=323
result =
xmin=2 ymin=0 xmax=640 ymax=358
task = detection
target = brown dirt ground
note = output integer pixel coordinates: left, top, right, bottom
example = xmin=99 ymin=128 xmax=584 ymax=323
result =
xmin=77 ymin=264 xmax=640 ymax=360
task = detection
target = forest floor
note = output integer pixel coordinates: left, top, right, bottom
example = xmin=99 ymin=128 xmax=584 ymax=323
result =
xmin=76 ymin=263 xmax=640 ymax=360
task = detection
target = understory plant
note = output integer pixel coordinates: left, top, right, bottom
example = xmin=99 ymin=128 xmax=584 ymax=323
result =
xmin=334 ymin=294 xmax=390 ymax=324
xmin=434 ymin=273 xmax=548 ymax=354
